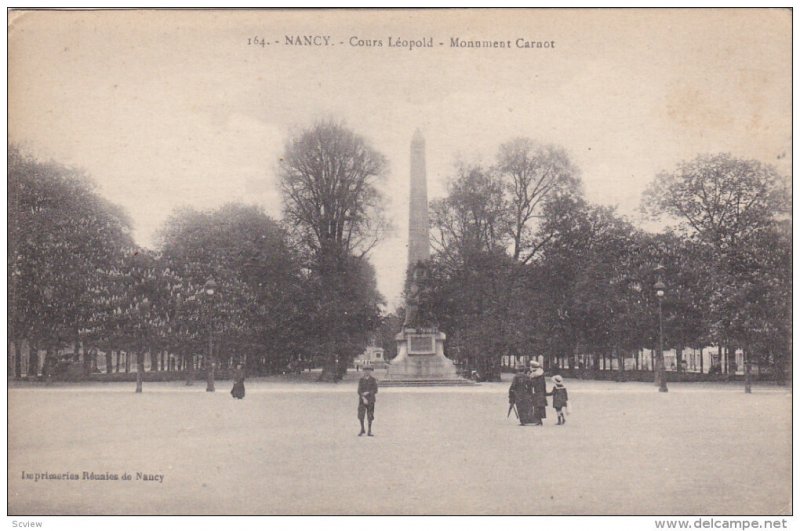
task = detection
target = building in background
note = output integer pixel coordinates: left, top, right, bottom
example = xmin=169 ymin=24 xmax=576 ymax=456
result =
xmin=354 ymin=340 xmax=387 ymax=370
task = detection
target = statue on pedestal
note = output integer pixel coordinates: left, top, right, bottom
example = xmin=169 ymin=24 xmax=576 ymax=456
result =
xmin=403 ymin=260 xmax=431 ymax=330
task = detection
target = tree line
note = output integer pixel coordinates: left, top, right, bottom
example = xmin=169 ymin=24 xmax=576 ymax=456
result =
xmin=404 ymin=142 xmax=790 ymax=383
xmin=8 ymin=121 xmax=385 ymax=384
xmin=8 ymin=122 xmax=791 ymax=386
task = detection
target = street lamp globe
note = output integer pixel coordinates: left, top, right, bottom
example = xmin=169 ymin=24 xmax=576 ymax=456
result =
xmin=654 ymin=280 xmax=666 ymax=298
xmin=204 ymin=278 xmax=217 ymax=296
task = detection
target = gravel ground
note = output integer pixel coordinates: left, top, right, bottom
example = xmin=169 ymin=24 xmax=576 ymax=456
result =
xmin=7 ymin=373 xmax=792 ymax=515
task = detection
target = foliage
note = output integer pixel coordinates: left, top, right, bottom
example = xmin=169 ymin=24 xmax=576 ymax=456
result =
xmin=643 ymin=153 xmax=786 ymax=252
xmin=8 ymin=139 xmax=790 ymax=385
xmin=496 ymin=138 xmax=581 ymax=263
xmin=8 ymin=146 xmax=134 ymax=368
xmin=158 ymin=204 xmax=307 ymax=374
xmin=279 ymin=120 xmax=389 ymax=262
xmin=642 ymin=153 xmax=791 ymax=377
xmin=278 ymin=122 xmax=389 ymax=380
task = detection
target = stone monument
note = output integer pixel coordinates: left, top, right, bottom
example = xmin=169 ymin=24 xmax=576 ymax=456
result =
xmin=384 ymin=130 xmax=466 ymax=385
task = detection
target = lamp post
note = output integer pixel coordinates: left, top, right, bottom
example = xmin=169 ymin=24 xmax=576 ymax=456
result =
xmin=744 ymin=346 xmax=752 ymax=394
xmin=182 ymin=294 xmax=196 ymax=386
xmin=41 ymin=287 xmax=54 ymax=382
xmin=654 ymin=267 xmax=668 ymax=393
xmin=204 ymin=277 xmax=217 ymax=392
xmin=135 ymin=299 xmax=150 ymax=394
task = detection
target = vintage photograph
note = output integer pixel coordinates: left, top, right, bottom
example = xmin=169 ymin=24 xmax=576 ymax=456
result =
xmin=7 ymin=8 xmax=792 ymax=519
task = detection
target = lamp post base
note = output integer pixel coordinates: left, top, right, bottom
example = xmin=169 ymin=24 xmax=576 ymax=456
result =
xmin=206 ymin=365 xmax=215 ymax=392
xmin=656 ymin=361 xmax=668 ymax=393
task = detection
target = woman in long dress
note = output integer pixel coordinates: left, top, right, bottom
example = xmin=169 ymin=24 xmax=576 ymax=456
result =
xmin=529 ymin=361 xmax=547 ymax=425
xmin=231 ymin=363 xmax=245 ymax=399
xmin=509 ymin=366 xmax=534 ymax=425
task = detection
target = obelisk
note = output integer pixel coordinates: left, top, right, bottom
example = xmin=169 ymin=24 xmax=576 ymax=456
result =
xmin=408 ymin=129 xmax=430 ymax=266
xmin=384 ymin=131 xmax=464 ymax=385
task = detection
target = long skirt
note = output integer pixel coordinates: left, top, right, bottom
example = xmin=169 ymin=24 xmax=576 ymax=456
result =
xmin=516 ymin=397 xmax=535 ymax=425
xmin=231 ymin=381 xmax=245 ymax=399
xmin=533 ymin=406 xmax=546 ymax=422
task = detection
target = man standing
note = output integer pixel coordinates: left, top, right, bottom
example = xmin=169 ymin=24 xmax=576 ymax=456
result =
xmin=357 ymin=365 xmax=378 ymax=436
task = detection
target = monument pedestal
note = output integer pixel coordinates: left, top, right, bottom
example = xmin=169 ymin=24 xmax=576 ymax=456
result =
xmin=383 ymin=328 xmax=473 ymax=386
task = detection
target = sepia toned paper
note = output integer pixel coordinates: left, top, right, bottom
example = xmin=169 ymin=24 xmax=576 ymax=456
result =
xmin=7 ymin=8 xmax=792 ymax=518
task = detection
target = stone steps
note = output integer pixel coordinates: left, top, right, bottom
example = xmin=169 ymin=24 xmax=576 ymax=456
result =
xmin=377 ymin=378 xmax=477 ymax=387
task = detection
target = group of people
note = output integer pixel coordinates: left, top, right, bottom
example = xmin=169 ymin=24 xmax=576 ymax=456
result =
xmin=229 ymin=359 xmax=567 ymax=434
xmin=508 ymin=360 xmax=569 ymax=426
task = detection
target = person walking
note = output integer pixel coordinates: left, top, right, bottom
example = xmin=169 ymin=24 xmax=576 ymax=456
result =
xmin=357 ymin=365 xmax=378 ymax=436
xmin=547 ymin=374 xmax=569 ymax=425
xmin=529 ymin=361 xmax=547 ymax=425
xmin=230 ymin=363 xmax=246 ymax=399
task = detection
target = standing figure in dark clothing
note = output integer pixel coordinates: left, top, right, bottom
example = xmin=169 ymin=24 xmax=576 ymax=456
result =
xmin=547 ymin=374 xmax=569 ymax=425
xmin=509 ymin=366 xmax=534 ymax=425
xmin=230 ymin=363 xmax=245 ymax=399
xmin=529 ymin=361 xmax=547 ymax=425
xmin=357 ymin=365 xmax=378 ymax=436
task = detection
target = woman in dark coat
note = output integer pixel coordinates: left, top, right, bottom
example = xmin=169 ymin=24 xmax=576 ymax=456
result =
xmin=509 ymin=366 xmax=534 ymax=425
xmin=529 ymin=361 xmax=547 ymax=425
xmin=231 ymin=363 xmax=245 ymax=399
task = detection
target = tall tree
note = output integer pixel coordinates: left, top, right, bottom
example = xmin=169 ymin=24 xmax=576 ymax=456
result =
xmin=428 ymin=163 xmax=517 ymax=380
xmin=430 ymin=163 xmax=508 ymax=262
xmin=643 ymin=153 xmax=790 ymax=382
xmin=278 ymin=121 xmax=388 ymax=381
xmin=279 ymin=120 xmax=389 ymax=262
xmin=159 ymin=204 xmax=305 ymax=377
xmin=496 ymin=139 xmax=581 ymax=263
xmin=8 ymin=146 xmax=133 ymax=378
xmin=643 ymin=153 xmax=786 ymax=253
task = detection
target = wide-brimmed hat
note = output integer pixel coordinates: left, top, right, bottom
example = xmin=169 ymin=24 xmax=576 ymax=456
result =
xmin=552 ymin=375 xmax=564 ymax=385
xmin=529 ymin=360 xmax=541 ymax=369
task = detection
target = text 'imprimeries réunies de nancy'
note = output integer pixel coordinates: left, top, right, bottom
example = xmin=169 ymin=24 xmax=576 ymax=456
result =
xmin=21 ymin=471 xmax=165 ymax=483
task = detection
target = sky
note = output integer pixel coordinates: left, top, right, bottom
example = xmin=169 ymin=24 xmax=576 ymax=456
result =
xmin=9 ymin=9 xmax=792 ymax=308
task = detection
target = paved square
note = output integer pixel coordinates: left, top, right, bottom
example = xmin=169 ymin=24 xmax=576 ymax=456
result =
xmin=7 ymin=376 xmax=791 ymax=515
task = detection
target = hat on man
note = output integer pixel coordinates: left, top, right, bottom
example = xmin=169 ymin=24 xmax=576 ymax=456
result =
xmin=516 ymin=365 xmax=527 ymax=373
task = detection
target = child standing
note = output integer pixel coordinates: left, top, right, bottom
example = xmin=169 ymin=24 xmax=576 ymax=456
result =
xmin=547 ymin=375 xmax=569 ymax=425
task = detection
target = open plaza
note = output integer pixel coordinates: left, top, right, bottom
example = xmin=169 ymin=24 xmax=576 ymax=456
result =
xmin=7 ymin=9 xmax=792 ymax=524
xmin=7 ymin=372 xmax=791 ymax=515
